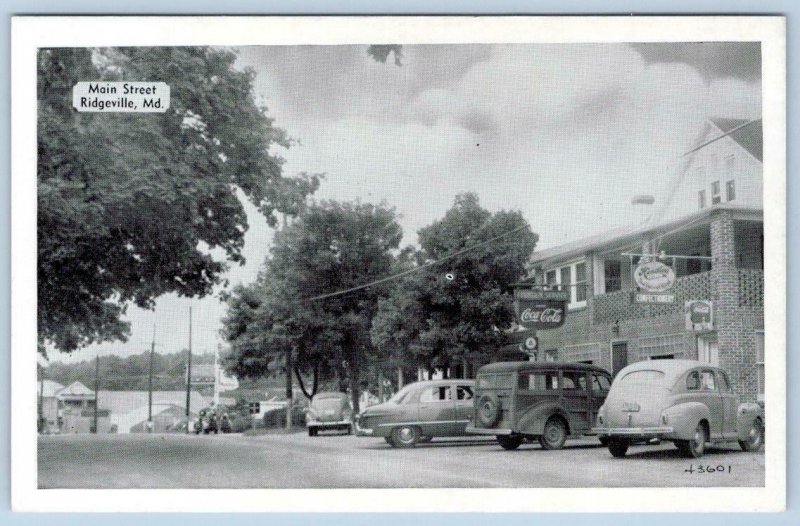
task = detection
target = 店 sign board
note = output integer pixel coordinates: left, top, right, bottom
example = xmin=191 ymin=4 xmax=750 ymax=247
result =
xmin=632 ymin=292 xmax=676 ymax=304
xmin=685 ymin=300 xmax=713 ymax=332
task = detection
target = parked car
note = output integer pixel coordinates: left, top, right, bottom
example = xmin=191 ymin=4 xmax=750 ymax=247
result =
xmin=355 ymin=379 xmax=476 ymax=447
xmin=306 ymin=392 xmax=353 ymax=436
xmin=466 ymin=361 xmax=613 ymax=450
xmin=592 ymin=360 xmax=764 ymax=458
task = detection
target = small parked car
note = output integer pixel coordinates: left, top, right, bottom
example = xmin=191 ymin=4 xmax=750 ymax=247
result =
xmin=306 ymin=392 xmax=353 ymax=436
xmin=466 ymin=361 xmax=613 ymax=450
xmin=592 ymin=360 xmax=764 ymax=458
xmin=355 ymin=379 xmax=476 ymax=447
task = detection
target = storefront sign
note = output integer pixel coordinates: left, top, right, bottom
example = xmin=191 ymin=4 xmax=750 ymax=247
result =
xmin=685 ymin=300 xmax=713 ymax=332
xmin=514 ymin=288 xmax=570 ymax=302
xmin=634 ymin=261 xmax=676 ymax=292
xmin=632 ymin=292 xmax=675 ymax=304
xmin=516 ymin=299 xmax=566 ymax=329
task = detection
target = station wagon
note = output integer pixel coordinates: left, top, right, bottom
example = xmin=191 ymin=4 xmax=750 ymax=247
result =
xmin=466 ymin=362 xmax=613 ymax=450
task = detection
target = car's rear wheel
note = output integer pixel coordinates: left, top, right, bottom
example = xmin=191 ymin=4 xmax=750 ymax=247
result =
xmin=608 ymin=438 xmax=629 ymax=458
xmin=539 ymin=417 xmax=568 ymax=450
xmin=739 ymin=418 xmax=763 ymax=452
xmin=678 ymin=422 xmax=707 ymax=458
xmin=308 ymin=427 xmax=318 ymax=437
xmin=497 ymin=434 xmax=524 ymax=450
xmin=384 ymin=436 xmax=394 ymax=445
xmin=391 ymin=425 xmax=421 ymax=448
xmin=598 ymin=436 xmax=610 ymax=447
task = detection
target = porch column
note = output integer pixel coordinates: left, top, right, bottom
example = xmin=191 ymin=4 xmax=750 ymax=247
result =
xmin=709 ymin=211 xmax=748 ymax=399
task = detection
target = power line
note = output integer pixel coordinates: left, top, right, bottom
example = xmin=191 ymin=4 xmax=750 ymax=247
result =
xmin=302 ymin=223 xmax=531 ymax=302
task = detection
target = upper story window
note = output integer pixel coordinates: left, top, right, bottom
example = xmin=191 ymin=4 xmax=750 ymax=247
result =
xmin=604 ymin=260 xmax=622 ymax=293
xmin=543 ymin=260 xmax=587 ymax=309
xmin=698 ymin=190 xmax=706 ymax=209
xmin=711 ymin=181 xmax=721 ymax=205
xmin=726 ymin=180 xmax=736 ymax=201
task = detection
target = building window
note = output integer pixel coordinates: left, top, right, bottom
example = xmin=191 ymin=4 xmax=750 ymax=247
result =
xmin=726 ymin=180 xmax=736 ymax=201
xmin=604 ymin=260 xmax=622 ymax=292
xmin=575 ymin=262 xmax=587 ymax=302
xmin=544 ymin=350 xmax=558 ymax=362
xmin=698 ymin=190 xmax=706 ymax=209
xmin=756 ymin=330 xmax=764 ymax=402
xmin=544 ymin=260 xmax=587 ymax=308
xmin=711 ymin=181 xmax=721 ymax=204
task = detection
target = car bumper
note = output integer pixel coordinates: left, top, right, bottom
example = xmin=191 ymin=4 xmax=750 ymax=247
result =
xmin=465 ymin=426 xmax=512 ymax=436
xmin=307 ymin=419 xmax=352 ymax=429
xmin=592 ymin=426 xmax=674 ymax=437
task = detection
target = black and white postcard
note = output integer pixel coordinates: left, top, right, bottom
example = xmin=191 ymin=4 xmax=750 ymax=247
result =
xmin=11 ymin=16 xmax=786 ymax=512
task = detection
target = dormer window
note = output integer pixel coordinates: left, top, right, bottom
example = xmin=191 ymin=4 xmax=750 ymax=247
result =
xmin=726 ymin=180 xmax=736 ymax=201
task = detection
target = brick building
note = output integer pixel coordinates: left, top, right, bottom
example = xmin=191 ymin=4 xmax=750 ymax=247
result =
xmin=521 ymin=119 xmax=764 ymax=403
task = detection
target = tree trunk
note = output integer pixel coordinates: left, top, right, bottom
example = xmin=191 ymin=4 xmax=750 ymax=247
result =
xmin=377 ymin=369 xmax=384 ymax=402
xmin=349 ymin=345 xmax=360 ymax=415
xmin=285 ymin=346 xmax=293 ymax=430
xmin=397 ymin=366 xmax=404 ymax=388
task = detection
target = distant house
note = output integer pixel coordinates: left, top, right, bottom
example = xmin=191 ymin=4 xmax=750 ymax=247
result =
xmin=38 ymin=379 xmax=63 ymax=432
xmin=55 ymin=381 xmax=112 ymax=434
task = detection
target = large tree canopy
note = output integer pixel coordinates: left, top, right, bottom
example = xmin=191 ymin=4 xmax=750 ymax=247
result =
xmin=38 ymin=47 xmax=320 ymax=353
xmin=221 ymin=200 xmax=402 ymax=411
xmin=371 ymin=193 xmax=538 ymax=374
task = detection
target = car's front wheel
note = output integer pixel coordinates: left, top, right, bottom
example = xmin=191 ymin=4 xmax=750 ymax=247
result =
xmin=390 ymin=425 xmax=420 ymax=448
xmin=598 ymin=436 xmax=610 ymax=447
xmin=539 ymin=417 xmax=568 ymax=450
xmin=739 ymin=418 xmax=763 ymax=452
xmin=608 ymin=438 xmax=629 ymax=458
xmin=678 ymin=422 xmax=707 ymax=458
xmin=497 ymin=434 xmax=524 ymax=450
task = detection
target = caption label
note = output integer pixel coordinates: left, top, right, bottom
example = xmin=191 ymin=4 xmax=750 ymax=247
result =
xmin=72 ymin=82 xmax=170 ymax=113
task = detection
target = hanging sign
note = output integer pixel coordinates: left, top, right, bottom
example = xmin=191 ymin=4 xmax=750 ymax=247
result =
xmin=685 ymin=300 xmax=713 ymax=332
xmin=516 ymin=299 xmax=566 ymax=329
xmin=634 ymin=261 xmax=676 ymax=292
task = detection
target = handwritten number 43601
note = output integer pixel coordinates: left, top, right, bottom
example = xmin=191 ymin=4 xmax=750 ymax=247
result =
xmin=685 ymin=465 xmax=732 ymax=474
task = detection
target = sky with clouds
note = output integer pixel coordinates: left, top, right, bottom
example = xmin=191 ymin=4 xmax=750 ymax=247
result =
xmin=51 ymin=42 xmax=761 ymax=364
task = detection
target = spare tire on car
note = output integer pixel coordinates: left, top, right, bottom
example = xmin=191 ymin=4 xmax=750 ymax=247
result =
xmin=477 ymin=392 xmax=502 ymax=427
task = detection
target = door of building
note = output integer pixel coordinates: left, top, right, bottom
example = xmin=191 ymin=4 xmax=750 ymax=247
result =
xmin=611 ymin=342 xmax=628 ymax=377
xmin=697 ymin=334 xmax=719 ymax=365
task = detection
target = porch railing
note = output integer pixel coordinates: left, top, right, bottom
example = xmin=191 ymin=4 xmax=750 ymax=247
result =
xmin=593 ymin=271 xmax=712 ymax=324
xmin=738 ymin=269 xmax=764 ymax=307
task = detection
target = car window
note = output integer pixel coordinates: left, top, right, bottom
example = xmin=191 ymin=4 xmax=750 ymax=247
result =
xmin=700 ymin=370 xmax=716 ymax=391
xmin=562 ymin=371 xmax=587 ymax=390
xmin=519 ymin=371 xmax=559 ymax=390
xmin=476 ymin=373 xmax=514 ymax=389
xmin=619 ymin=370 xmax=666 ymax=386
xmin=389 ymin=384 xmax=415 ymax=404
xmin=456 ymin=385 xmax=473 ymax=400
xmin=686 ymin=371 xmax=701 ymax=390
xmin=592 ymin=374 xmax=611 ymax=392
xmin=717 ymin=371 xmax=731 ymax=392
xmin=419 ymin=386 xmax=451 ymax=403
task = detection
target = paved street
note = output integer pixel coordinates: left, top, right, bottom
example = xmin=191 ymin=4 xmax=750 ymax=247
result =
xmin=38 ymin=431 xmax=764 ymax=488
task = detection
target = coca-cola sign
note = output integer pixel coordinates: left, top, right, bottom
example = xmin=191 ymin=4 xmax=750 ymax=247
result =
xmin=516 ymin=299 xmax=567 ymax=329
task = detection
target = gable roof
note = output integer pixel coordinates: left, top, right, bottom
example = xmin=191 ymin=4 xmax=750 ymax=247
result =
xmin=57 ymin=381 xmax=94 ymax=398
xmin=710 ymin=118 xmax=763 ymax=161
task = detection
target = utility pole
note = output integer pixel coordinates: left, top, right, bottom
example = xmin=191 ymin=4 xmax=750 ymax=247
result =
xmin=147 ymin=324 xmax=156 ymax=433
xmin=93 ymin=354 xmax=100 ymax=433
xmin=285 ymin=345 xmax=293 ymax=431
xmin=185 ymin=306 xmax=193 ymax=434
